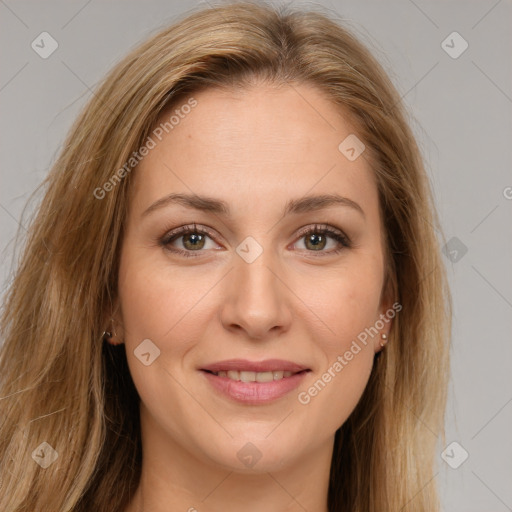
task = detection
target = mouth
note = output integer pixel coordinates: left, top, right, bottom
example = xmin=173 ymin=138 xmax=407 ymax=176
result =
xmin=202 ymin=369 xmax=307 ymax=382
xmin=199 ymin=359 xmax=311 ymax=404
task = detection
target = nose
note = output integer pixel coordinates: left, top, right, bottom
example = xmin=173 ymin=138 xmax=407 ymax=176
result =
xmin=219 ymin=249 xmax=293 ymax=340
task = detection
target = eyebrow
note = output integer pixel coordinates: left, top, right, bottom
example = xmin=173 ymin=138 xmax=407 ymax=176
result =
xmin=141 ymin=192 xmax=365 ymax=219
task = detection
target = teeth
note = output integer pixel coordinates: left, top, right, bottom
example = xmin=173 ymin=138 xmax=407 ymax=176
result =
xmin=213 ymin=370 xmax=298 ymax=382
xmin=256 ymin=372 xmax=274 ymax=382
xmin=240 ymin=371 xmax=256 ymax=382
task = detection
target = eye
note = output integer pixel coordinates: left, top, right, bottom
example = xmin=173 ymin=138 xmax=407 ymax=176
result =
xmin=159 ymin=222 xmax=351 ymax=259
xmin=293 ymin=224 xmax=351 ymax=255
xmin=160 ymin=223 xmax=220 ymax=258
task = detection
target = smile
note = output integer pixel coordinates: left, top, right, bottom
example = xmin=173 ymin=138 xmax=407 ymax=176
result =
xmin=206 ymin=370 xmax=299 ymax=382
xmin=199 ymin=359 xmax=311 ymax=404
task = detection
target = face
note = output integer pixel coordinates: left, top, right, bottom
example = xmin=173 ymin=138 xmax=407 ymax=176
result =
xmin=114 ymin=83 xmax=393 ymax=473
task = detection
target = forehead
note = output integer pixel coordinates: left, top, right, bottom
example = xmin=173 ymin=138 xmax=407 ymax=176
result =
xmin=130 ymin=83 xmax=379 ymax=221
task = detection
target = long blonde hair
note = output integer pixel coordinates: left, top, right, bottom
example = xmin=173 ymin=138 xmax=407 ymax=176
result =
xmin=0 ymin=2 xmax=451 ymax=510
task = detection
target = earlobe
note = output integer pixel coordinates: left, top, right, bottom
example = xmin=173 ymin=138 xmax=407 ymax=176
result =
xmin=102 ymin=328 xmax=124 ymax=345
xmin=102 ymin=303 xmax=125 ymax=345
xmin=375 ymin=272 xmax=397 ymax=353
xmin=102 ymin=298 xmax=124 ymax=345
xmin=375 ymin=295 xmax=395 ymax=353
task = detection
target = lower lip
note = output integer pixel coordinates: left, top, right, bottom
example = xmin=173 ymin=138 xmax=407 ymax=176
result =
xmin=201 ymin=370 xmax=309 ymax=404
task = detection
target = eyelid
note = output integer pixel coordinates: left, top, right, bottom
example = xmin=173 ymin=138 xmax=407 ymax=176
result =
xmin=293 ymin=223 xmax=350 ymax=243
xmin=160 ymin=223 xmax=218 ymax=244
xmin=159 ymin=223 xmax=223 ymax=257
xmin=291 ymin=223 xmax=352 ymax=254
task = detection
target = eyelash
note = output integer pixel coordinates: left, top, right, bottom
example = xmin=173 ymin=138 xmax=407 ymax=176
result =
xmin=159 ymin=223 xmax=352 ymax=259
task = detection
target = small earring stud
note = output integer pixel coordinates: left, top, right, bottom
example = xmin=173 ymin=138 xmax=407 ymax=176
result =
xmin=103 ymin=327 xmax=123 ymax=345
xmin=380 ymin=333 xmax=388 ymax=348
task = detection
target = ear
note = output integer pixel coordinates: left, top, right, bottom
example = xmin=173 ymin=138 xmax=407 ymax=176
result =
xmin=104 ymin=299 xmax=125 ymax=346
xmin=374 ymin=275 xmax=396 ymax=354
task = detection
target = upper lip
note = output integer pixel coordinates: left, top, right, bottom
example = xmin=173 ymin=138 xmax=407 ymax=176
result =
xmin=200 ymin=359 xmax=310 ymax=373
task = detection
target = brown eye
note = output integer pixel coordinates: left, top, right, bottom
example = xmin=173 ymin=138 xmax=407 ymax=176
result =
xmin=159 ymin=224 xmax=221 ymax=258
xmin=181 ymin=232 xmax=206 ymax=250
xmin=293 ymin=224 xmax=351 ymax=255
xmin=304 ymin=233 xmax=327 ymax=251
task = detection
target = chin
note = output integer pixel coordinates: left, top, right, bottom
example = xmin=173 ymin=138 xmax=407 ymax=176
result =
xmin=200 ymin=435 xmax=300 ymax=473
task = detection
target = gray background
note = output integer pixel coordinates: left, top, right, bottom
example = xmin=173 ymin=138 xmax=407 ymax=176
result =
xmin=1 ymin=1 xmax=511 ymax=510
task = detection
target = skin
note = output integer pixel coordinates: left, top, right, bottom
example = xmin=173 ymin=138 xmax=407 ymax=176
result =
xmin=115 ymin=82 xmax=393 ymax=512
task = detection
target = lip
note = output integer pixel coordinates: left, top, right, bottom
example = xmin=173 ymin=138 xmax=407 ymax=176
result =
xmin=199 ymin=359 xmax=311 ymax=405
xmin=200 ymin=358 xmax=309 ymax=373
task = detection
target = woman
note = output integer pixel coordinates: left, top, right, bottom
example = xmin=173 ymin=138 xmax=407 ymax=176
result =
xmin=0 ymin=1 xmax=451 ymax=511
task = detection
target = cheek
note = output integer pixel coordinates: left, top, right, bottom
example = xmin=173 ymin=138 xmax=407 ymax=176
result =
xmin=118 ymin=249 xmax=210 ymax=343
xmin=291 ymin=254 xmax=383 ymax=426
xmin=294 ymin=272 xmax=380 ymax=434
xmin=296 ymin=346 xmax=374 ymax=442
xmin=295 ymin=258 xmax=384 ymax=352
xmin=117 ymin=253 xmax=212 ymax=419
